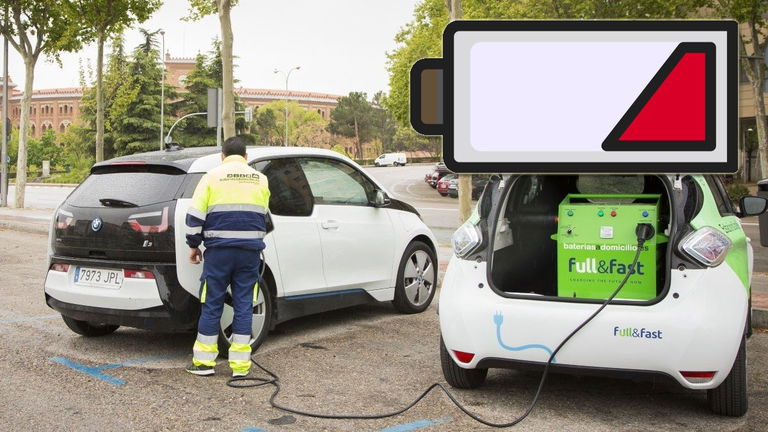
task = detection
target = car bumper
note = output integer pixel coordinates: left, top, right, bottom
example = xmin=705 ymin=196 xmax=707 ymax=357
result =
xmin=439 ymin=256 xmax=748 ymax=390
xmin=44 ymin=256 xmax=199 ymax=332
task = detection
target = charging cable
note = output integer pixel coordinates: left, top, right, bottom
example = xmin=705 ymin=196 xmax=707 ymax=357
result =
xmin=229 ymin=223 xmax=656 ymax=427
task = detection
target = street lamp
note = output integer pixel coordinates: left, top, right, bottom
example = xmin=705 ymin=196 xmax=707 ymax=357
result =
xmin=159 ymin=29 xmax=165 ymax=151
xmin=273 ymin=66 xmax=300 ymax=146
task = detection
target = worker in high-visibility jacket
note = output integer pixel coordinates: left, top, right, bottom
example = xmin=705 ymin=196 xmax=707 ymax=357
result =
xmin=184 ymin=136 xmax=270 ymax=377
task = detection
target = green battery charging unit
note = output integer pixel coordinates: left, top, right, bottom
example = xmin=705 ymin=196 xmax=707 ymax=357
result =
xmin=553 ymin=194 xmax=664 ymax=300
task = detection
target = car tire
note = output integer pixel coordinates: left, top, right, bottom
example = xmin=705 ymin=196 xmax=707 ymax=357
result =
xmin=439 ymin=192 xmax=448 ymax=197
xmin=440 ymin=337 xmax=487 ymax=389
xmin=392 ymin=241 xmax=437 ymax=314
xmin=218 ymin=277 xmax=273 ymax=357
xmin=707 ymin=335 xmax=748 ymax=417
xmin=61 ymin=315 xmax=119 ymax=337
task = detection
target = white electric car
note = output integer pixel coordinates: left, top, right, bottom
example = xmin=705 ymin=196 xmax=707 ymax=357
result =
xmin=440 ymin=174 xmax=766 ymax=417
xmin=44 ymin=146 xmax=438 ymax=353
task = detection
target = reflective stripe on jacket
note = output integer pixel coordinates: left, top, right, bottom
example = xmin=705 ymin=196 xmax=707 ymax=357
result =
xmin=185 ymin=155 xmax=271 ymax=251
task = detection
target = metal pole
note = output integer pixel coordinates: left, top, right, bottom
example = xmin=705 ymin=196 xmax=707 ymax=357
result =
xmin=1 ymin=19 xmax=8 ymax=208
xmin=283 ymin=74 xmax=288 ymax=147
xmin=159 ymin=30 xmax=165 ymax=151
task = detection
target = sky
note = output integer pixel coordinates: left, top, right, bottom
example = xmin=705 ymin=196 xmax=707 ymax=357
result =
xmin=3 ymin=0 xmax=421 ymax=97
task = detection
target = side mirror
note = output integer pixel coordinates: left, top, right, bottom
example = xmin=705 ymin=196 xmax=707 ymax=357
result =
xmin=373 ymin=190 xmax=391 ymax=207
xmin=739 ymin=195 xmax=768 ymax=218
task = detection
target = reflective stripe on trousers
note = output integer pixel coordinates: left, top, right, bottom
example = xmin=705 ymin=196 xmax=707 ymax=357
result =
xmin=229 ymin=333 xmax=252 ymax=374
xmin=192 ymin=333 xmax=218 ymax=367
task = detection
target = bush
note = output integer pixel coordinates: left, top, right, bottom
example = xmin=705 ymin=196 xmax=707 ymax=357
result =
xmin=43 ymin=168 xmax=90 ymax=184
xmin=726 ymin=182 xmax=750 ymax=205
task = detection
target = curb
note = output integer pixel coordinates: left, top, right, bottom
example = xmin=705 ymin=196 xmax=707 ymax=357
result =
xmin=0 ymin=220 xmax=49 ymax=235
xmin=753 ymin=308 xmax=768 ymax=330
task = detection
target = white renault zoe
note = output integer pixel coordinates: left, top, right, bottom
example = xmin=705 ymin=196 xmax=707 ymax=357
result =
xmin=44 ymin=146 xmax=438 ymax=353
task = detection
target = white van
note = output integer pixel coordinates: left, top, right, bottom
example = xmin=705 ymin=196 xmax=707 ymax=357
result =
xmin=375 ymin=153 xmax=407 ymax=167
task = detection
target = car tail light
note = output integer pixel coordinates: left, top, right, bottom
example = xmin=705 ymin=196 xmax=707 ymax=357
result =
xmin=452 ymin=220 xmax=482 ymax=258
xmin=128 ymin=207 xmax=169 ymax=233
xmin=453 ymin=350 xmax=475 ymax=363
xmin=678 ymin=226 xmax=732 ymax=267
xmin=50 ymin=263 xmax=70 ymax=272
xmin=55 ymin=209 xmax=74 ymax=229
xmin=123 ymin=269 xmax=155 ymax=279
xmin=680 ymin=371 xmax=716 ymax=384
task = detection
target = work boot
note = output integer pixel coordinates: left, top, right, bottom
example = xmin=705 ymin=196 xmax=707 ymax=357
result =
xmin=232 ymin=370 xmax=249 ymax=378
xmin=186 ymin=363 xmax=215 ymax=376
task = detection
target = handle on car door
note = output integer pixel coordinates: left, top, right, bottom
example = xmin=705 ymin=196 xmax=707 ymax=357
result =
xmin=321 ymin=219 xmax=339 ymax=230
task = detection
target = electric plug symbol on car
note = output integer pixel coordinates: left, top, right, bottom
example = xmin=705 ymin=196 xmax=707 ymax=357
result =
xmin=493 ymin=312 xmax=556 ymax=362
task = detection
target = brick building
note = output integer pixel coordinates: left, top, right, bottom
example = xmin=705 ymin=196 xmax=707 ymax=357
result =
xmin=0 ymin=53 xmax=341 ymax=140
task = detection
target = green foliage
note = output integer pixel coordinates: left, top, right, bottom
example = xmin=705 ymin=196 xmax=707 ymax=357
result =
xmin=726 ymin=182 xmax=750 ymax=205
xmin=391 ymin=126 xmax=433 ymax=152
xmin=66 ymin=0 xmax=160 ymax=37
xmin=185 ymin=0 xmax=240 ymax=21
xmin=328 ymin=92 xmax=379 ymax=157
xmin=101 ymin=29 xmax=178 ymax=155
xmin=252 ymin=100 xmax=327 ymax=147
xmin=27 ymin=130 xmax=64 ymax=167
xmin=0 ymin=1 xmax=85 ymax=60
xmin=330 ymin=144 xmax=350 ymax=158
xmin=385 ymin=0 xmax=708 ymax=127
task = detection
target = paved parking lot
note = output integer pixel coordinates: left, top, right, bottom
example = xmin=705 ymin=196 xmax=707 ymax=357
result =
xmin=2 ymin=228 xmax=767 ymax=431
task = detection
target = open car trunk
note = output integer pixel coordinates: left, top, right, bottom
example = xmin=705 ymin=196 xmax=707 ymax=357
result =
xmin=489 ymin=175 xmax=673 ymax=303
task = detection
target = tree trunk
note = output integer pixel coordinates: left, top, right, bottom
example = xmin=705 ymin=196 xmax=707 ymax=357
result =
xmin=447 ymin=0 xmax=471 ymax=223
xmin=747 ymin=24 xmax=768 ymax=179
xmin=15 ymin=58 xmax=34 ymax=208
xmin=354 ymin=116 xmax=362 ymax=159
xmin=95 ymin=32 xmax=105 ymax=162
xmin=218 ymin=0 xmax=235 ymax=140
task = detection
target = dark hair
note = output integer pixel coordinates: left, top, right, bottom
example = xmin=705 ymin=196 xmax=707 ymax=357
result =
xmin=222 ymin=136 xmax=247 ymax=157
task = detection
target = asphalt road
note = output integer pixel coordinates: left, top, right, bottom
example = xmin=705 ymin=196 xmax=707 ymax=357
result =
xmin=1 ymin=229 xmax=766 ymax=431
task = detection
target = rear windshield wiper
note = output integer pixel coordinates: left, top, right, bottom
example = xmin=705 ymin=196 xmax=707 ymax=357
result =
xmin=99 ymin=198 xmax=139 ymax=208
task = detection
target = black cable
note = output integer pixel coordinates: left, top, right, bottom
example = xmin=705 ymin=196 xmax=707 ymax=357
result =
xmin=229 ymin=224 xmax=654 ymax=428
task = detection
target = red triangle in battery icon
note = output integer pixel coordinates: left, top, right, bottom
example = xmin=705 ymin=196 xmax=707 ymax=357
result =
xmin=602 ymin=42 xmax=716 ymax=152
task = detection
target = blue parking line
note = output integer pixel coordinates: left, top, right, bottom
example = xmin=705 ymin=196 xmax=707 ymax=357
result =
xmin=50 ymin=356 xmax=125 ymax=386
xmin=240 ymin=429 xmax=267 ymax=432
xmin=0 ymin=313 xmax=59 ymax=324
xmin=375 ymin=418 xmax=452 ymax=432
xmin=49 ymin=354 xmax=184 ymax=385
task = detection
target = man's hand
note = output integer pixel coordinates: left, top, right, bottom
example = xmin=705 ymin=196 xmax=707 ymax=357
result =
xmin=189 ymin=247 xmax=202 ymax=264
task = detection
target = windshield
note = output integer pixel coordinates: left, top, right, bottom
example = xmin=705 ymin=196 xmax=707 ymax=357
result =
xmin=67 ymin=167 xmax=185 ymax=208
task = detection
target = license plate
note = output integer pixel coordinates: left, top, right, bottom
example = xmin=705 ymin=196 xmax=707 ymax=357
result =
xmin=74 ymin=267 xmax=124 ymax=289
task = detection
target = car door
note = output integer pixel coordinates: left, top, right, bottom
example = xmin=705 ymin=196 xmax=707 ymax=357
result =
xmin=252 ymin=158 xmax=326 ymax=297
xmin=298 ymin=157 xmax=396 ymax=291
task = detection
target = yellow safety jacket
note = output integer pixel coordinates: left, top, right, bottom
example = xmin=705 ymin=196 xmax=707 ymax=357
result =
xmin=185 ymin=155 xmax=270 ymax=251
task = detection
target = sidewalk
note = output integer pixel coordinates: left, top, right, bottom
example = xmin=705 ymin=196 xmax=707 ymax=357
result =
xmin=1 ymin=207 xmax=765 ymax=329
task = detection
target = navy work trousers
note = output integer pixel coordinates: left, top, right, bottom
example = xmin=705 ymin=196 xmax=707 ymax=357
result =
xmin=197 ymin=247 xmax=261 ymax=337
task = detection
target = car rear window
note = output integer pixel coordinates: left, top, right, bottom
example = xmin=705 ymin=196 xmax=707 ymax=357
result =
xmin=67 ymin=166 xmax=186 ymax=208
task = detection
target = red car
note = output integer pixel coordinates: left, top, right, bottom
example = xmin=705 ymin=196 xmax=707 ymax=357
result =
xmin=436 ymin=174 xmax=457 ymax=196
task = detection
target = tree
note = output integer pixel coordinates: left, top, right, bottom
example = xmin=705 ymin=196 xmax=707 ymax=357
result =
xmin=110 ymin=29 xmax=177 ymax=155
xmin=80 ymin=35 xmax=131 ymax=159
xmin=372 ymin=91 xmax=398 ymax=152
xmin=328 ymin=92 xmax=377 ymax=159
xmin=0 ymin=1 xmax=83 ymax=208
xmin=251 ymin=100 xmax=326 ymax=147
xmin=714 ymin=0 xmax=768 ymax=179
xmin=66 ymin=0 xmax=160 ymax=163
xmin=187 ymin=0 xmax=239 ymax=141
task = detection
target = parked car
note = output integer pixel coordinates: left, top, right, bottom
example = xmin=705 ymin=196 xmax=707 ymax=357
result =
xmin=437 ymin=174 xmax=457 ymax=196
xmin=374 ymin=152 xmax=407 ymax=167
xmin=45 ymin=146 xmax=439 ymax=353
xmin=447 ymin=175 xmax=489 ymax=200
xmin=440 ymin=174 xmax=766 ymax=417
xmin=425 ymin=166 xmax=452 ymax=188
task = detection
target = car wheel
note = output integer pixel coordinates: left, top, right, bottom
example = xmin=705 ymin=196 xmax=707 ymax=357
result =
xmin=61 ymin=315 xmax=119 ymax=337
xmin=440 ymin=337 xmax=487 ymax=388
xmin=707 ymin=335 xmax=748 ymax=417
xmin=393 ymin=241 xmax=437 ymax=314
xmin=218 ymin=277 xmax=273 ymax=356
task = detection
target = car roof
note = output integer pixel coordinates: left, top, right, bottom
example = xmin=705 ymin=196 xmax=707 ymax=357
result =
xmin=95 ymin=146 xmax=356 ymax=173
